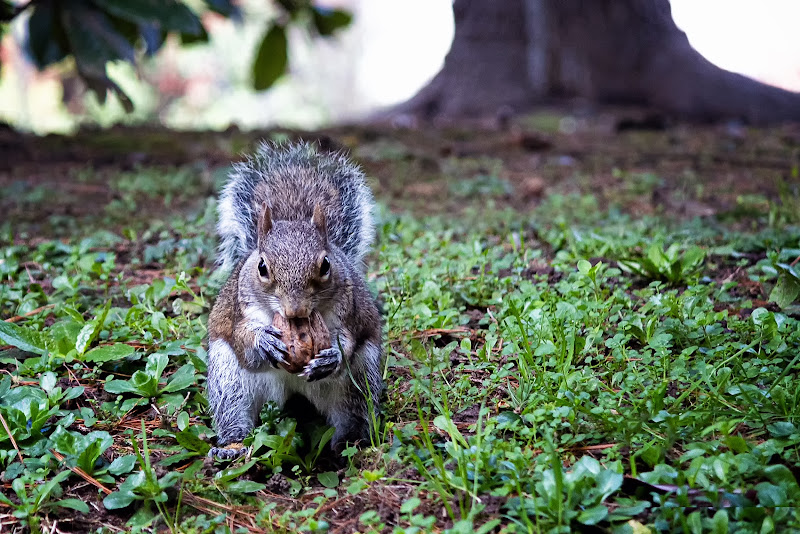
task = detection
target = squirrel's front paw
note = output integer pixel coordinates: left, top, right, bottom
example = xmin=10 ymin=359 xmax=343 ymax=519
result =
xmin=253 ymin=325 xmax=289 ymax=368
xmin=299 ymin=347 xmax=342 ymax=382
xmin=208 ymin=443 xmax=250 ymax=460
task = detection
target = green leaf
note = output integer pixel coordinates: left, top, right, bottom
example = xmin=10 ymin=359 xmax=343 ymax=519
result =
xmin=75 ymin=323 xmax=98 ymax=356
xmin=764 ymin=464 xmax=800 ymax=491
xmin=711 ymin=510 xmax=729 ymax=534
xmin=52 ymin=427 xmax=79 ymax=456
xmin=76 ymin=301 xmax=111 ymax=355
xmin=723 ymin=434 xmax=749 ymax=454
xmin=77 ymin=432 xmax=114 ymax=474
xmin=311 ymin=7 xmax=352 ymax=37
xmin=26 ymin=3 xmax=69 ymax=68
xmin=104 ymin=378 xmax=139 ymax=395
xmin=609 ymin=500 xmax=649 ymax=520
xmin=146 ymin=352 xmax=169 ymax=380
xmin=215 ymin=460 xmax=257 ymax=484
xmin=103 ymin=489 xmax=137 ymax=509
xmin=34 ymin=470 xmax=71 ymax=507
xmin=317 ymin=471 xmax=339 ymax=488
xmin=596 ymin=470 xmax=623 ymax=500
xmin=432 ymin=415 xmax=468 ymax=448
xmin=61 ymin=5 xmax=135 ymax=75
xmin=682 ymin=246 xmax=706 ymax=271
xmin=177 ymin=411 xmax=190 ymax=431
xmin=767 ymin=421 xmax=796 ymax=438
xmin=109 ymin=455 xmax=137 ymax=476
xmin=84 ymin=343 xmax=135 ymax=363
xmin=130 ymin=370 xmax=159 ymax=397
xmin=770 ymin=267 xmax=800 ymax=308
xmin=475 ymin=519 xmax=502 ymax=534
xmin=59 ymin=4 xmax=136 ymax=111
xmin=226 ymin=480 xmax=266 ymax=493
xmin=47 ymin=320 xmax=84 ymax=354
xmin=160 ymin=451 xmax=197 ymax=466
xmin=577 ymin=505 xmax=608 ymax=525
xmin=756 ymin=482 xmax=787 ymax=506
xmin=162 ymin=363 xmax=196 ymax=393
xmin=175 ymin=429 xmax=210 ymax=455
xmin=40 ymin=371 xmax=57 ymax=393
xmin=252 ymin=24 xmax=288 ymax=91
xmin=0 ymin=321 xmax=47 ymax=355
xmin=400 ymin=497 xmax=421 ymax=514
xmin=51 ymin=498 xmax=90 ymax=513
xmin=495 ymin=411 xmax=521 ymax=425
xmin=93 ymin=0 xmax=202 ymax=34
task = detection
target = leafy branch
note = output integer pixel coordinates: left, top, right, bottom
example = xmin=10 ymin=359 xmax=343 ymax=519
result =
xmin=0 ymin=0 xmax=352 ymax=110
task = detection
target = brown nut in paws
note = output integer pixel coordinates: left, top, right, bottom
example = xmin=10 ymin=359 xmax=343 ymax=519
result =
xmin=272 ymin=311 xmax=331 ymax=373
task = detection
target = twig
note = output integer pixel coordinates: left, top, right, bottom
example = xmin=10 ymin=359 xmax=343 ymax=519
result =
xmin=183 ymin=492 xmax=272 ymax=532
xmin=3 ymin=304 xmax=56 ymax=323
xmin=791 ymin=254 xmax=800 ymax=268
xmin=0 ymin=411 xmax=24 ymax=464
xmin=50 ymin=450 xmax=112 ymax=495
xmin=410 ymin=327 xmax=472 ymax=339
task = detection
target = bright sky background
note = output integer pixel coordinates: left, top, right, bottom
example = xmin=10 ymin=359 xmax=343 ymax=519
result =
xmin=364 ymin=0 xmax=800 ymax=104
xmin=357 ymin=0 xmax=800 ymax=110
xmin=666 ymin=0 xmax=800 ymax=91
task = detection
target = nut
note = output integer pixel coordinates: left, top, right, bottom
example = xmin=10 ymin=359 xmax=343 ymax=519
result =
xmin=271 ymin=310 xmax=331 ymax=373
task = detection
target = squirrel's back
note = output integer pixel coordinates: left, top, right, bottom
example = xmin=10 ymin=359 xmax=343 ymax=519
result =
xmin=216 ymin=141 xmax=375 ymax=273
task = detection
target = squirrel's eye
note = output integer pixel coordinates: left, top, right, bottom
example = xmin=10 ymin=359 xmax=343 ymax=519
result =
xmin=258 ymin=259 xmax=269 ymax=279
xmin=319 ymin=256 xmax=331 ymax=278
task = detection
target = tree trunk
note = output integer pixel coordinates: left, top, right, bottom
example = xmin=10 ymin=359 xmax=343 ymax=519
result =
xmin=396 ymin=0 xmax=800 ymax=124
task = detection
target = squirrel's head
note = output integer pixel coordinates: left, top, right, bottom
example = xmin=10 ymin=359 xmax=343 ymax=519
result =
xmin=246 ymin=202 xmax=334 ymax=319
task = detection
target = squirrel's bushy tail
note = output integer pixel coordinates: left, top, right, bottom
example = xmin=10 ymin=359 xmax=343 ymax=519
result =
xmin=215 ymin=141 xmax=375 ymax=274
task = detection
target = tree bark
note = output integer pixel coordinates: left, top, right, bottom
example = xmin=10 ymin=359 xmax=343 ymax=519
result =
xmin=396 ymin=0 xmax=800 ymax=124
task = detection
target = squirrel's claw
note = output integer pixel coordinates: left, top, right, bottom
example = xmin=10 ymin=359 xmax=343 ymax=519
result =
xmin=255 ymin=327 xmax=289 ymax=368
xmin=263 ymin=325 xmax=285 ymax=339
xmin=208 ymin=444 xmax=250 ymax=460
xmin=300 ymin=347 xmax=342 ymax=382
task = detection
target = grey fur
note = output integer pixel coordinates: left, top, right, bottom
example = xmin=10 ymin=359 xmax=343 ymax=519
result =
xmin=216 ymin=141 xmax=375 ymax=275
xmin=207 ymin=141 xmax=384 ymax=459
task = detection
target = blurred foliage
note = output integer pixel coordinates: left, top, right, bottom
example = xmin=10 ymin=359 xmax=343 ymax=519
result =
xmin=0 ymin=0 xmax=351 ymax=111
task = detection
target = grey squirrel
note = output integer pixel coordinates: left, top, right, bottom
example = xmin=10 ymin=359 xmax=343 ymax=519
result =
xmin=205 ymin=141 xmax=384 ymax=460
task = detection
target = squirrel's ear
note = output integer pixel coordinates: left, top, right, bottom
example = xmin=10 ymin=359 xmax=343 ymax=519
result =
xmin=258 ymin=202 xmax=273 ymax=245
xmin=312 ymin=204 xmax=327 ymax=238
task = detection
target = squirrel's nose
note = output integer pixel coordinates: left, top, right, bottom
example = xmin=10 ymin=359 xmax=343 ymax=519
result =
xmin=283 ymin=302 xmax=310 ymax=319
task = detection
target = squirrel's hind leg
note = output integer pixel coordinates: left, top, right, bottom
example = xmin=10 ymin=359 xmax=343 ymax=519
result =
xmin=207 ymin=338 xmax=285 ymax=457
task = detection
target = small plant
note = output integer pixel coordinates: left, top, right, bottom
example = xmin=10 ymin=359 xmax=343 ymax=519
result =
xmin=249 ymin=417 xmax=335 ymax=473
xmin=50 ymin=428 xmax=121 ymax=482
xmin=103 ymin=422 xmax=182 ymax=530
xmin=0 ymin=381 xmax=63 ymax=450
xmin=0 ymin=471 xmax=89 ymax=531
xmin=769 ymin=260 xmax=800 ymax=309
xmin=104 ymin=352 xmax=196 ymax=401
xmin=618 ymin=242 xmax=706 ymax=284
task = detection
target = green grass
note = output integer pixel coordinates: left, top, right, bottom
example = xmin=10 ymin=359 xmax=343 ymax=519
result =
xmin=2 ymin=134 xmax=800 ymax=533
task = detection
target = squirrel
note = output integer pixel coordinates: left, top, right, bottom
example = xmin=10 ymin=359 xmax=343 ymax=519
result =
xmin=205 ymin=141 xmax=384 ymax=460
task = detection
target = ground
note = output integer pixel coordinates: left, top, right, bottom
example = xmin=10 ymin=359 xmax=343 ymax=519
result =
xmin=1 ymin=112 xmax=800 ymax=533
